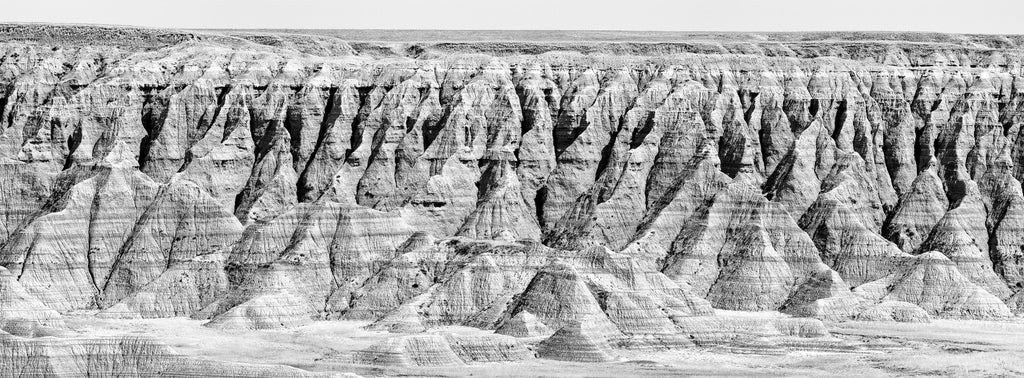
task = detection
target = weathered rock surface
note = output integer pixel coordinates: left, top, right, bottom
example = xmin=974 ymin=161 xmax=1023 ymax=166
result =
xmin=0 ymin=266 xmax=64 ymax=328
xmin=351 ymin=332 xmax=533 ymax=367
xmin=854 ymin=252 xmax=1012 ymax=318
xmin=855 ymin=301 xmax=932 ymax=323
xmin=536 ymin=322 xmax=619 ymax=362
xmin=672 ymin=313 xmax=834 ymax=348
xmin=6 ymin=24 xmax=1024 ymax=374
xmin=0 ymin=332 xmax=340 ymax=377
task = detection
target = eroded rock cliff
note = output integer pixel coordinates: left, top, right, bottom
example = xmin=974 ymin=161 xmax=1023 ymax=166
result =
xmin=4 ymin=24 xmax=1024 ymax=374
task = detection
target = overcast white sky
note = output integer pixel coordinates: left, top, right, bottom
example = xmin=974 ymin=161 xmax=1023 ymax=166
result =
xmin=4 ymin=0 xmax=1024 ymax=34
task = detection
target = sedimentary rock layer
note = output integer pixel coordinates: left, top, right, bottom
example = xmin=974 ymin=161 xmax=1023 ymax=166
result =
xmin=3 ymin=24 xmax=1024 ymax=373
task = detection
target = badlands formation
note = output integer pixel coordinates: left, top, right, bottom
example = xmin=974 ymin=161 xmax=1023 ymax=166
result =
xmin=2 ymin=24 xmax=1024 ymax=376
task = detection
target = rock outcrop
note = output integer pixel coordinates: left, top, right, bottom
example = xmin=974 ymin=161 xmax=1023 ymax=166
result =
xmin=854 ymin=252 xmax=1012 ymax=319
xmin=0 ymin=267 xmax=64 ymax=328
xmin=352 ymin=332 xmax=534 ymax=367
xmin=5 ymin=24 xmax=1024 ymax=372
xmin=536 ymin=322 xmax=618 ymax=362
xmin=855 ymin=301 xmax=931 ymax=323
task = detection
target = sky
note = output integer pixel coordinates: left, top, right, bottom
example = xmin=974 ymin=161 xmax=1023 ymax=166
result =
xmin=4 ymin=0 xmax=1024 ymax=34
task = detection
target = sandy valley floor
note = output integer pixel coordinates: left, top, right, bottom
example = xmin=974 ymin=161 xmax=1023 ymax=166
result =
xmin=62 ymin=311 xmax=1024 ymax=377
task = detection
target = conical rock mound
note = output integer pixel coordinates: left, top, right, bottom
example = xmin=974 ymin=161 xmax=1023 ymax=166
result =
xmin=495 ymin=310 xmax=553 ymax=338
xmin=536 ymin=321 xmax=618 ymax=363
xmin=854 ymin=252 xmax=1012 ymax=319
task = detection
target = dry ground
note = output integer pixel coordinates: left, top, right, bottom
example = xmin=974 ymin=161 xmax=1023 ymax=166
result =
xmin=61 ymin=311 xmax=1024 ymax=377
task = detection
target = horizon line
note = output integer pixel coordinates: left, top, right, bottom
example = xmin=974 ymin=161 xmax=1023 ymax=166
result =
xmin=3 ymin=21 xmax=1016 ymax=36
